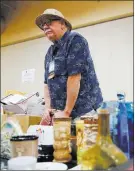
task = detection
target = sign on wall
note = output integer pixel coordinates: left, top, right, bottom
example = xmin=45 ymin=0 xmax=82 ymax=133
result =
xmin=22 ymin=69 xmax=35 ymax=83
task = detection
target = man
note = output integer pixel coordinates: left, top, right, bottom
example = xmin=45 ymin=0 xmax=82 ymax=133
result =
xmin=35 ymin=9 xmax=103 ymax=125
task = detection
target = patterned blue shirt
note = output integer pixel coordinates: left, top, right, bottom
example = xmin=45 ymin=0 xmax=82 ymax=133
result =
xmin=44 ymin=31 xmax=103 ymax=118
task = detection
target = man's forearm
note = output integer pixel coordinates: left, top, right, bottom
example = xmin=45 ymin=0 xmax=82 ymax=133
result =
xmin=64 ymin=74 xmax=81 ymax=116
xmin=44 ymin=84 xmax=51 ymax=109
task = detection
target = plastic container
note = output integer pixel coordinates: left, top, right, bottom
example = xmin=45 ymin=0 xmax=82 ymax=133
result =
xmin=10 ymin=135 xmax=38 ymax=158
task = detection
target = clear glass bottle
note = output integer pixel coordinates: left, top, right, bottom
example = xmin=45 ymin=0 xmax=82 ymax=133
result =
xmin=116 ymin=92 xmax=130 ymax=159
xmin=81 ymin=103 xmax=128 ymax=170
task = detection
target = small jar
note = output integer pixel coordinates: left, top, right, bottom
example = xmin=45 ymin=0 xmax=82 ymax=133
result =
xmin=10 ymin=135 xmax=38 ymax=158
xmin=53 ymin=117 xmax=72 ymax=163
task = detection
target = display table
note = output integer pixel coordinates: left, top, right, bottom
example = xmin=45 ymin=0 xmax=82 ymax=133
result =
xmin=1 ymin=158 xmax=133 ymax=170
xmin=69 ymin=159 xmax=133 ymax=170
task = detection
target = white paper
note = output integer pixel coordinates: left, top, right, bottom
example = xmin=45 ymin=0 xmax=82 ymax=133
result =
xmin=27 ymin=125 xmax=54 ymax=145
xmin=1 ymin=94 xmax=26 ymax=104
xmin=22 ymin=69 xmax=35 ymax=83
xmin=9 ymin=94 xmax=26 ymax=104
xmin=1 ymin=94 xmax=13 ymax=104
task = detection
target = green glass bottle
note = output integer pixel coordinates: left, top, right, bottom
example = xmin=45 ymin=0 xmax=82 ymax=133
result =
xmin=81 ymin=103 xmax=128 ymax=170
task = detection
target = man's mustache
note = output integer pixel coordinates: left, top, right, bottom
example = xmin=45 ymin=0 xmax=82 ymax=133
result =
xmin=44 ymin=29 xmax=52 ymax=34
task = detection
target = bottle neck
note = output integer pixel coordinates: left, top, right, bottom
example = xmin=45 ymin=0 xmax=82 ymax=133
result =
xmin=118 ymin=99 xmax=125 ymax=103
xmin=98 ymin=113 xmax=110 ymax=136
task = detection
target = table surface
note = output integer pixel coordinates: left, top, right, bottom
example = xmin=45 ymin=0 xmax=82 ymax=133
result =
xmin=70 ymin=159 xmax=134 ymax=171
xmin=1 ymin=157 xmax=133 ymax=170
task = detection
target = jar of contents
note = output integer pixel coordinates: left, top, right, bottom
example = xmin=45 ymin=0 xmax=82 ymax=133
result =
xmin=53 ymin=117 xmax=72 ymax=163
xmin=10 ymin=135 xmax=38 ymax=158
xmin=75 ymin=120 xmax=84 ymax=164
xmin=83 ymin=115 xmax=98 ymax=149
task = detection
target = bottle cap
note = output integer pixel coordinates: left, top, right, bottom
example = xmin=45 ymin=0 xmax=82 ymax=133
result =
xmin=117 ymin=91 xmax=125 ymax=100
xmin=97 ymin=102 xmax=109 ymax=114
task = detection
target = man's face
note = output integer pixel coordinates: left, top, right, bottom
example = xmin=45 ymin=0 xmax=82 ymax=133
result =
xmin=42 ymin=19 xmax=65 ymax=41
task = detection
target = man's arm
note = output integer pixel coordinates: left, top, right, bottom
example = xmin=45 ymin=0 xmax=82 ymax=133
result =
xmin=64 ymin=36 xmax=87 ymax=116
xmin=64 ymin=74 xmax=81 ymax=116
xmin=54 ymin=35 xmax=87 ymax=118
xmin=44 ymin=84 xmax=51 ymax=109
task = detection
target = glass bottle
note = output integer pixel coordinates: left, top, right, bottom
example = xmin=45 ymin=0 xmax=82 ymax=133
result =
xmin=116 ymin=92 xmax=130 ymax=159
xmin=81 ymin=103 xmax=128 ymax=170
xmin=108 ymin=101 xmax=119 ymax=147
xmin=126 ymin=102 xmax=134 ymax=158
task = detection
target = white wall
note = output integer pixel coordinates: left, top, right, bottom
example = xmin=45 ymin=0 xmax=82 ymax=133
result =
xmin=1 ymin=17 xmax=133 ymax=101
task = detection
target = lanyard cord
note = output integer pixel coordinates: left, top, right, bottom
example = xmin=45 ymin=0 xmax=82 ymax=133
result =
xmin=51 ymin=46 xmax=59 ymax=61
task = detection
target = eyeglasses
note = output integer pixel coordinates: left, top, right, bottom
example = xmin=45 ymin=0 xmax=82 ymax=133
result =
xmin=41 ymin=19 xmax=61 ymax=28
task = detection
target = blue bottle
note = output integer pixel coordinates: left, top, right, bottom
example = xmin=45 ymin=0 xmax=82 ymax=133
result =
xmin=125 ymin=102 xmax=134 ymax=159
xmin=116 ymin=93 xmax=130 ymax=159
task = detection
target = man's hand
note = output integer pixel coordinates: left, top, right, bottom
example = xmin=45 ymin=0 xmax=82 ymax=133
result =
xmin=40 ymin=108 xmax=53 ymax=125
xmin=54 ymin=110 xmax=70 ymax=118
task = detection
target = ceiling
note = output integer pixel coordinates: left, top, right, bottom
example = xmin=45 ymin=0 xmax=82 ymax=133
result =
xmin=0 ymin=0 xmax=23 ymax=34
xmin=1 ymin=1 xmax=133 ymax=47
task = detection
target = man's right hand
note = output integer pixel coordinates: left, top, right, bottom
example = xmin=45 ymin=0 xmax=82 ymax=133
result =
xmin=40 ymin=108 xmax=53 ymax=125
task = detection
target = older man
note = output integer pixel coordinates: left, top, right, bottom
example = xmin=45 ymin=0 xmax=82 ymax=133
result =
xmin=35 ymin=9 xmax=103 ymax=125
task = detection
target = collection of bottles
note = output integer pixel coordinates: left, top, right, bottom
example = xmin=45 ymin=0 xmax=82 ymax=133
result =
xmin=76 ymin=93 xmax=134 ymax=170
xmin=110 ymin=92 xmax=134 ymax=159
xmin=78 ymin=102 xmax=128 ymax=170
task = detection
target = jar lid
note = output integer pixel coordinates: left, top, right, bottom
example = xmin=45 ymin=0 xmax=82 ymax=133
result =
xmin=84 ymin=118 xmax=93 ymax=124
xmin=10 ymin=135 xmax=38 ymax=141
xmin=84 ymin=117 xmax=98 ymax=124
xmin=53 ymin=117 xmax=71 ymax=122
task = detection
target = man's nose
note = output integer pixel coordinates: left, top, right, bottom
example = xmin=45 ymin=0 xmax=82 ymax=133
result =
xmin=43 ymin=24 xmax=49 ymax=30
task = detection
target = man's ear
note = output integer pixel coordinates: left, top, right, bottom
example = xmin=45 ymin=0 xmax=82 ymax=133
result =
xmin=61 ymin=24 xmax=65 ymax=30
xmin=60 ymin=20 xmax=66 ymax=30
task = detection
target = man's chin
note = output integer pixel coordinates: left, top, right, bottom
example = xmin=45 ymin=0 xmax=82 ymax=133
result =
xmin=47 ymin=35 xmax=55 ymax=41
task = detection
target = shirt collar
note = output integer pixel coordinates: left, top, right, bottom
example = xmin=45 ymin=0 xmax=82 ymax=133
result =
xmin=53 ymin=31 xmax=70 ymax=48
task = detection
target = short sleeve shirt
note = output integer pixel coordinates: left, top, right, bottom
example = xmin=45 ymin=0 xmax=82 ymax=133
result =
xmin=44 ymin=31 xmax=103 ymax=118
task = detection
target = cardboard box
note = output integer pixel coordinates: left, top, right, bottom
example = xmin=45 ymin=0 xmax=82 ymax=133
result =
xmin=2 ymin=114 xmax=42 ymax=133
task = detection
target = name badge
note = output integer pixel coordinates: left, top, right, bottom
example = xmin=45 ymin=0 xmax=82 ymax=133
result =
xmin=48 ymin=60 xmax=55 ymax=79
xmin=49 ymin=61 xmax=55 ymax=73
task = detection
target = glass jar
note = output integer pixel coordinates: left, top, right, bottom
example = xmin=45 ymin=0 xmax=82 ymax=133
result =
xmin=83 ymin=115 xmax=98 ymax=149
xmin=10 ymin=135 xmax=38 ymax=158
xmin=53 ymin=117 xmax=72 ymax=163
xmin=75 ymin=119 xmax=84 ymax=165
